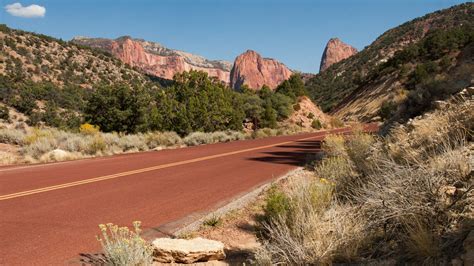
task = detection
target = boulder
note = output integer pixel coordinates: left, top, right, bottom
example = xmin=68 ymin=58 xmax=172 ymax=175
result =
xmin=40 ymin=149 xmax=73 ymax=162
xmin=152 ymin=237 xmax=225 ymax=264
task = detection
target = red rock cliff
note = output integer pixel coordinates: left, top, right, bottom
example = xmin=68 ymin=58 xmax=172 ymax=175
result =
xmin=73 ymin=36 xmax=232 ymax=83
xmin=319 ymin=38 xmax=357 ymax=72
xmin=230 ymin=50 xmax=293 ymax=90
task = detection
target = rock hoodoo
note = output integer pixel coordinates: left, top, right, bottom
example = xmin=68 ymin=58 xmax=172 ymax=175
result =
xmin=230 ymin=50 xmax=293 ymax=90
xmin=319 ymin=38 xmax=357 ymax=72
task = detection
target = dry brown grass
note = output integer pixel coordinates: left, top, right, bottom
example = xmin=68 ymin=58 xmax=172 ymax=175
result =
xmin=321 ymin=134 xmax=346 ymax=157
xmin=257 ymin=176 xmax=370 ymax=265
xmin=256 ymin=96 xmax=473 ymax=264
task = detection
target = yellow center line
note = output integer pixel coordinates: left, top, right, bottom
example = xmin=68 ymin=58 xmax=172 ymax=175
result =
xmin=0 ymin=133 xmax=332 ymax=201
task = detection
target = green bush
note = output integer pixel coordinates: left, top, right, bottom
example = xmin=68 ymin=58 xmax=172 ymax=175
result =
xmin=0 ymin=106 xmax=9 ymax=121
xmin=378 ymin=100 xmax=398 ymax=120
xmin=311 ymin=119 xmax=322 ymax=129
xmin=263 ymin=187 xmax=290 ymax=221
xmin=293 ymin=103 xmax=301 ymax=111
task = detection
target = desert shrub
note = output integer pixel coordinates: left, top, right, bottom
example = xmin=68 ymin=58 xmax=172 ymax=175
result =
xmin=101 ymin=132 xmax=121 ymax=147
xmin=0 ymin=128 xmax=25 ymax=145
xmin=21 ymin=136 xmax=57 ymax=159
xmin=258 ymin=176 xmax=369 ymax=265
xmin=354 ymin=145 xmax=471 ymax=262
xmin=252 ymin=128 xmax=278 ymax=139
xmin=321 ymin=134 xmax=346 ymax=157
xmin=86 ymin=135 xmax=106 ymax=155
xmin=23 ymin=128 xmax=54 ymax=145
xmin=307 ymin=113 xmax=315 ymax=119
xmin=0 ymin=151 xmax=20 ymax=165
xmin=311 ymin=119 xmax=322 ymax=129
xmin=183 ymin=132 xmax=214 ymax=146
xmin=117 ymin=134 xmax=147 ymax=152
xmin=210 ymin=130 xmax=246 ymax=143
xmin=345 ymin=133 xmax=376 ymax=175
xmin=225 ymin=130 xmax=247 ymax=141
xmin=328 ymin=117 xmax=344 ymax=128
xmin=210 ymin=131 xmax=230 ymax=143
xmin=58 ymin=135 xmax=88 ymax=152
xmin=79 ymin=123 xmax=100 ymax=135
xmin=97 ymin=221 xmax=153 ymax=266
xmin=378 ymin=100 xmax=398 ymax=120
xmin=315 ymin=156 xmax=353 ymax=183
xmin=263 ymin=186 xmax=290 ymax=222
xmin=258 ymin=95 xmax=473 ymax=264
xmin=0 ymin=105 xmax=9 ymax=121
xmin=145 ymin=131 xmax=182 ymax=148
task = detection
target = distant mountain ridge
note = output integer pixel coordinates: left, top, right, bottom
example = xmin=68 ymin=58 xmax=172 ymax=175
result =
xmin=74 ymin=37 xmax=296 ymax=91
xmin=73 ymin=36 xmax=232 ymax=83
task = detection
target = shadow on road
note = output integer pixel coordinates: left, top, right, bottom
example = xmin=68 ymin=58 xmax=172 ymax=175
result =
xmin=247 ymin=140 xmax=322 ymax=166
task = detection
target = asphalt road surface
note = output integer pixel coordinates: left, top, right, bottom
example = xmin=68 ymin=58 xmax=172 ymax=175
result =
xmin=0 ymin=127 xmax=373 ymax=264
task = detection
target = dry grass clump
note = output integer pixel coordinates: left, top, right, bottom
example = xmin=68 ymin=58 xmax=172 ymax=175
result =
xmin=386 ymin=98 xmax=473 ymax=163
xmin=184 ymin=131 xmax=247 ymax=146
xmin=145 ymin=131 xmax=183 ymax=148
xmin=97 ymin=221 xmax=153 ymax=266
xmin=251 ymin=126 xmax=309 ymax=139
xmin=257 ymin=98 xmax=473 ymax=264
xmin=117 ymin=134 xmax=148 ymax=152
xmin=252 ymin=128 xmax=279 ymax=139
xmin=328 ymin=117 xmax=345 ymax=128
xmin=0 ymin=128 xmax=25 ymax=145
xmin=0 ymin=151 xmax=20 ymax=165
xmin=321 ymin=134 xmax=346 ymax=157
xmin=258 ymin=175 xmax=369 ymax=264
xmin=21 ymin=135 xmax=58 ymax=159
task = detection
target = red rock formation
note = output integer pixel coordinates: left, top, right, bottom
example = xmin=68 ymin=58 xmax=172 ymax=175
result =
xmin=230 ymin=50 xmax=293 ymax=90
xmin=319 ymin=38 xmax=357 ymax=72
xmin=73 ymin=36 xmax=231 ymax=83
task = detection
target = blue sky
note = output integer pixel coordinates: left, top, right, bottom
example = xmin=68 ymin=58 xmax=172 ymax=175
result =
xmin=1 ymin=0 xmax=469 ymax=73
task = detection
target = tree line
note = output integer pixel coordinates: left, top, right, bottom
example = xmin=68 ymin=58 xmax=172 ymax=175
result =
xmin=0 ymin=71 xmax=307 ymax=135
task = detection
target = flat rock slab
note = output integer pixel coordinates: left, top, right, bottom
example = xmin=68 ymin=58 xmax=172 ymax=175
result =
xmin=152 ymin=237 xmax=225 ymax=264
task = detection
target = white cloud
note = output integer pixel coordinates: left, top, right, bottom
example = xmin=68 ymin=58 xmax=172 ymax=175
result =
xmin=5 ymin=3 xmax=46 ymax=18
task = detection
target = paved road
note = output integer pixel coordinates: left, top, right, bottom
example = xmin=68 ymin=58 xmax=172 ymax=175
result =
xmin=0 ymin=127 xmax=370 ymax=265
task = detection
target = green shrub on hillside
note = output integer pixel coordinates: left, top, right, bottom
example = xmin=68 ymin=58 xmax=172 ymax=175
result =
xmin=0 ymin=106 xmax=9 ymax=121
xmin=311 ymin=119 xmax=322 ymax=129
xmin=378 ymin=100 xmax=398 ymax=120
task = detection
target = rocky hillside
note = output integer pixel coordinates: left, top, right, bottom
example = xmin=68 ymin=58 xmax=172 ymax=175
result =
xmin=230 ymin=50 xmax=293 ymax=90
xmin=0 ymin=25 xmax=149 ymax=88
xmin=306 ymin=3 xmax=474 ymax=122
xmin=283 ymin=96 xmax=329 ymax=129
xmin=319 ymin=38 xmax=357 ymax=72
xmin=73 ymin=36 xmax=232 ymax=83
